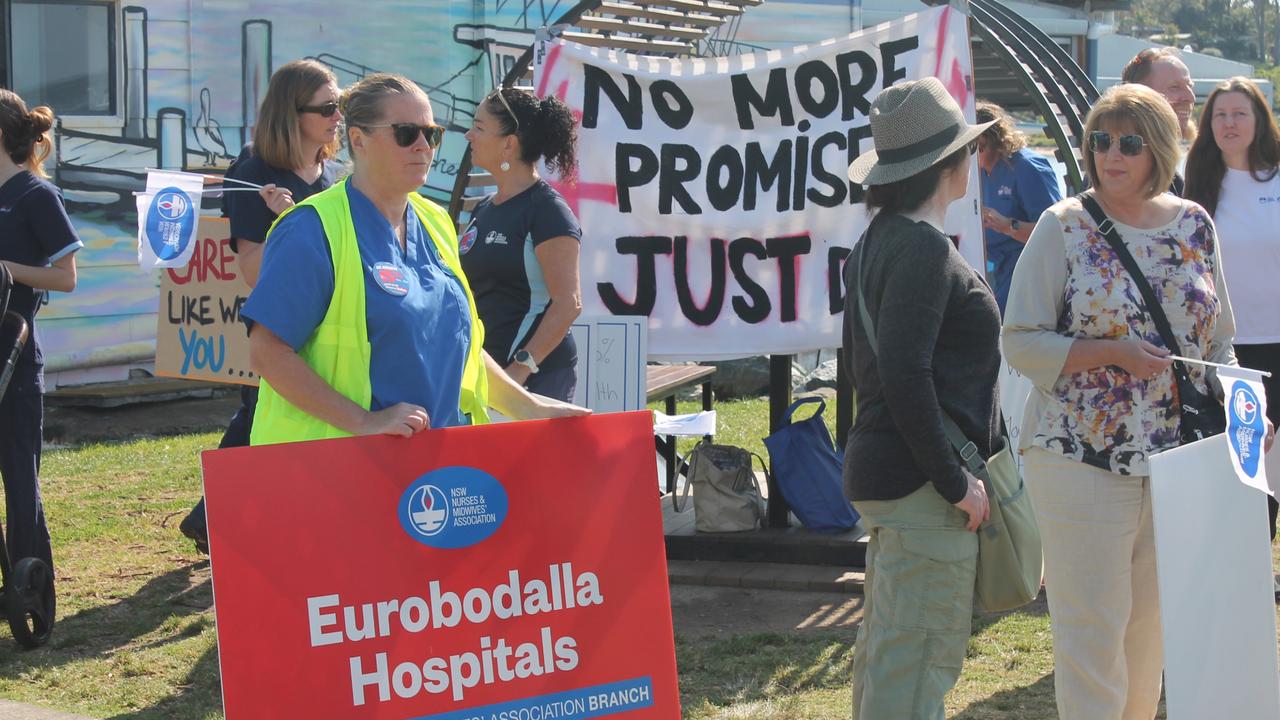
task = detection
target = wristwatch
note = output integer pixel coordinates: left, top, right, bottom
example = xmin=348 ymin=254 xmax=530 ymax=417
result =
xmin=1010 ymin=218 xmax=1021 ymax=233
xmin=513 ymin=349 xmax=539 ymax=373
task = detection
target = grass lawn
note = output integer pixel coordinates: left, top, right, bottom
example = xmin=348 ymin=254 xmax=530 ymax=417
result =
xmin=0 ymin=394 xmax=1254 ymax=718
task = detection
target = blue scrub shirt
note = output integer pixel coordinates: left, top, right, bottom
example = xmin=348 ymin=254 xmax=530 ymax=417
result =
xmin=982 ymin=147 xmax=1062 ymax=313
xmin=243 ymin=183 xmax=473 ymax=428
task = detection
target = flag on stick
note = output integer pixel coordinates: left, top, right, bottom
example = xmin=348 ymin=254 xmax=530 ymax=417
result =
xmin=136 ymin=170 xmax=205 ymax=268
xmin=1219 ymin=365 xmax=1271 ymax=496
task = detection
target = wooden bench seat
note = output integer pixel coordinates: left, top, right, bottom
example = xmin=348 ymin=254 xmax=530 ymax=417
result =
xmin=646 ymin=364 xmax=716 ymax=493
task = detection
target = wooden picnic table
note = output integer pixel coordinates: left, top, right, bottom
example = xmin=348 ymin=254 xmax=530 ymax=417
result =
xmin=646 ymin=364 xmax=716 ymax=494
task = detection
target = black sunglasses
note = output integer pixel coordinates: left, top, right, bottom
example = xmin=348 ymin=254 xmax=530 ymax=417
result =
xmin=1089 ymin=131 xmax=1146 ymax=156
xmin=298 ymin=102 xmax=340 ymax=118
xmin=362 ymin=122 xmax=446 ymax=149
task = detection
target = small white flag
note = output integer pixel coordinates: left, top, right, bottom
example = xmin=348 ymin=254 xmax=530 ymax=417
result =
xmin=1218 ymin=365 xmax=1270 ymax=496
xmin=136 ymin=170 xmax=205 ymax=268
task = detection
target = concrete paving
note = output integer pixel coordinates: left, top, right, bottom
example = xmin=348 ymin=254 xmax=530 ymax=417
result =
xmin=0 ymin=699 xmax=96 ymax=720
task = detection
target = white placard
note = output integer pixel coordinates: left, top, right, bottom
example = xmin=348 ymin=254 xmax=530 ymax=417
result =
xmin=1149 ymin=435 xmax=1280 ymax=720
xmin=569 ymin=315 xmax=647 ymax=412
xmin=998 ymin=356 xmax=1033 ymax=474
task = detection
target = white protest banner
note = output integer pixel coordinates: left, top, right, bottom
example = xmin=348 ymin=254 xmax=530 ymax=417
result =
xmin=136 ymin=169 xmax=205 ymax=268
xmin=534 ymin=6 xmax=982 ymax=360
xmin=1219 ymin=364 xmax=1271 ymax=496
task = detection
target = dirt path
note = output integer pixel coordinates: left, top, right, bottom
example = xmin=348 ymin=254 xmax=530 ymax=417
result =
xmin=670 ymin=585 xmax=862 ymax=640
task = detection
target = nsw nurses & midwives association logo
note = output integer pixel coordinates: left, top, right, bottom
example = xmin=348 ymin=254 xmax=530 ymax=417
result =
xmin=144 ymin=186 xmax=196 ymax=261
xmin=405 ymin=484 xmax=450 ymax=536
xmin=1234 ymin=386 xmax=1259 ymax=425
xmin=1228 ymin=380 xmax=1266 ymax=478
xmin=398 ymin=467 xmax=508 ymax=549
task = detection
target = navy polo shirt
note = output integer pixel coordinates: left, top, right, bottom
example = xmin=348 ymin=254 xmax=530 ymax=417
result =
xmin=242 ymin=182 xmax=473 ymax=428
xmin=222 ymin=144 xmax=340 ymax=252
xmin=459 ymin=180 xmax=580 ymax=370
xmin=0 ymin=171 xmax=83 ymax=366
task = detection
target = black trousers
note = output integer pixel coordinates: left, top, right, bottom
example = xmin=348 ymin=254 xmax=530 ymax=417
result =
xmin=1234 ymin=343 xmax=1280 ymax=541
xmin=219 ymin=385 xmax=258 ymax=449
xmin=0 ymin=362 xmax=52 ymax=572
xmin=186 ymin=385 xmax=258 ymax=529
xmin=524 ymin=365 xmax=577 ymax=403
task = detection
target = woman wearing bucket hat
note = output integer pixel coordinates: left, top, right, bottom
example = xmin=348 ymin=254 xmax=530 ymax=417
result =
xmin=842 ymin=77 xmax=1000 ymax=719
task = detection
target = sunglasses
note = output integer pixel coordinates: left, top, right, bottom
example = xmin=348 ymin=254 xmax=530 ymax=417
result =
xmin=361 ymin=122 xmax=446 ymax=149
xmin=298 ymin=102 xmax=340 ymax=118
xmin=1089 ymin=131 xmax=1146 ymax=156
xmin=968 ymin=140 xmax=979 ymax=155
xmin=488 ymin=89 xmax=520 ymax=132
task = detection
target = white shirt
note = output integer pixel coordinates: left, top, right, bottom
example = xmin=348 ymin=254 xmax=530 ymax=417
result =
xmin=1213 ymin=168 xmax=1280 ymax=344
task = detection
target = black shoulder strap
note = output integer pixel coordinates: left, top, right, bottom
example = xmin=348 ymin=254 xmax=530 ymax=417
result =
xmin=1076 ymin=193 xmax=1203 ymax=409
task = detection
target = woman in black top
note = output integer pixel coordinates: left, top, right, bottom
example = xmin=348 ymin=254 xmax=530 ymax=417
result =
xmin=842 ymin=78 xmax=998 ymax=719
xmin=0 ymin=90 xmax=83 ymax=576
xmin=179 ymin=59 xmax=343 ymax=552
xmin=461 ymin=88 xmax=582 ymax=401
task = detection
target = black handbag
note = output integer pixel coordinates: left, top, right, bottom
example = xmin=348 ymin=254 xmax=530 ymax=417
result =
xmin=1078 ymin=193 xmax=1226 ymax=444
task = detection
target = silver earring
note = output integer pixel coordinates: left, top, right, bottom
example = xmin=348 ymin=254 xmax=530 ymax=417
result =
xmin=499 ymin=161 xmax=511 ymax=172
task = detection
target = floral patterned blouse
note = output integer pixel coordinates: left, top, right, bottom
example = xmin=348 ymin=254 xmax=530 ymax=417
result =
xmin=1002 ymin=195 xmax=1236 ymax=476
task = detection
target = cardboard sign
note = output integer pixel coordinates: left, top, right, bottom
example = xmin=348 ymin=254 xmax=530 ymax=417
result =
xmin=201 ymin=412 xmax=679 ymax=719
xmin=155 ymin=216 xmax=257 ymax=385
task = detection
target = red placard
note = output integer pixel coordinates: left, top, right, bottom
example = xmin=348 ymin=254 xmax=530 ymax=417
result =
xmin=202 ymin=412 xmax=679 ymax=719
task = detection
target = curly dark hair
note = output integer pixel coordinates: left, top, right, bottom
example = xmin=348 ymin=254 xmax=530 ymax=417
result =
xmin=484 ymin=88 xmax=578 ymax=179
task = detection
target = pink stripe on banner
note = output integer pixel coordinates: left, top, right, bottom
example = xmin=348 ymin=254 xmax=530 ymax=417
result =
xmin=536 ymin=43 xmax=563 ymax=98
xmin=932 ymin=7 xmax=969 ymax=111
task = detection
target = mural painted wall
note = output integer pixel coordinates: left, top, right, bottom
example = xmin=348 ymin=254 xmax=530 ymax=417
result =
xmin=39 ymin=0 xmax=553 ymax=385
xmin=32 ymin=0 xmax=887 ymax=386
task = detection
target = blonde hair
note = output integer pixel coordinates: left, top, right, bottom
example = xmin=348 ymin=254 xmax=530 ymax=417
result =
xmin=340 ymin=73 xmax=431 ymax=164
xmin=1082 ymin=83 xmax=1181 ymax=199
xmin=975 ymin=100 xmax=1026 ymax=162
xmin=253 ymin=60 xmax=341 ymax=170
xmin=0 ymin=89 xmax=53 ymax=179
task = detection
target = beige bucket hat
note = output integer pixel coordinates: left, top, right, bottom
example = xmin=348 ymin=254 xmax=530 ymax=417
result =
xmin=847 ymin=77 xmax=994 ymax=186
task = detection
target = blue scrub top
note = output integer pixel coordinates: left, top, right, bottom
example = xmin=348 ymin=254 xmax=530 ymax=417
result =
xmin=242 ymin=182 xmax=473 ymax=428
xmin=982 ymin=147 xmax=1062 ymax=313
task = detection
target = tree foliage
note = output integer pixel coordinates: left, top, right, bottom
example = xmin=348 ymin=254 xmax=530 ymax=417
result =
xmin=1118 ymin=0 xmax=1273 ymax=62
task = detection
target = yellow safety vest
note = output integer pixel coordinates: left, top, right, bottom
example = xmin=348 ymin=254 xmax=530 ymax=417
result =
xmin=250 ymin=180 xmax=489 ymax=446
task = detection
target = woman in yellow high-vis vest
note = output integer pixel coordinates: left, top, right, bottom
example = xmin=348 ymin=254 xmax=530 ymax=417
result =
xmin=242 ymin=73 xmax=588 ymax=445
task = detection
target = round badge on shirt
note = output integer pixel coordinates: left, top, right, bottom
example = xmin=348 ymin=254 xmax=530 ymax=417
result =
xmin=459 ymin=223 xmax=478 ymax=255
xmin=372 ymin=261 xmax=410 ymax=296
